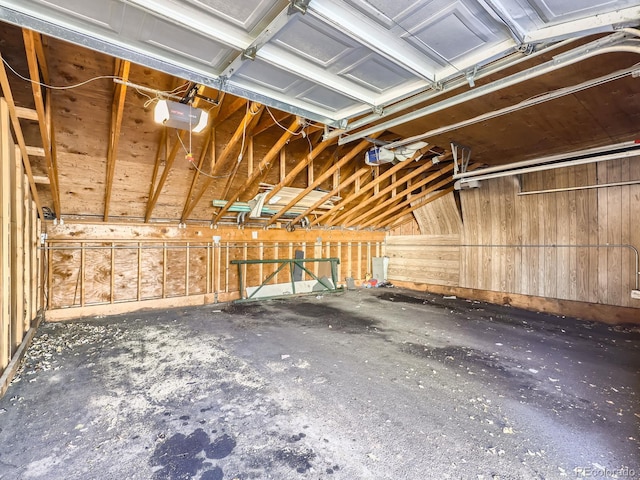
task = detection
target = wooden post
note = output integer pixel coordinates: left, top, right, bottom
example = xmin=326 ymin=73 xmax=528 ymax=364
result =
xmin=11 ymin=145 xmax=25 ymax=352
xmin=274 ymin=242 xmax=280 ymax=283
xmin=0 ymin=99 xmax=11 ymax=370
xmin=137 ymin=242 xmax=142 ymax=301
xmin=185 ymin=243 xmax=190 ymax=296
xmin=23 ymin=175 xmax=31 ymax=333
xmin=110 ymin=242 xmax=115 ymax=303
xmin=80 ymin=242 xmax=86 ymax=306
xmin=162 ymin=242 xmax=167 ymax=298
xmin=337 ymin=242 xmax=342 ymax=282
xmin=225 ymin=242 xmax=230 ymax=293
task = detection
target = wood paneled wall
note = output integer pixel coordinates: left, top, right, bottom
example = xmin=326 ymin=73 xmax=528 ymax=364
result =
xmin=44 ymin=223 xmax=384 ymax=319
xmin=0 ymin=99 xmax=42 ymax=396
xmin=387 ymin=157 xmax=640 ymax=319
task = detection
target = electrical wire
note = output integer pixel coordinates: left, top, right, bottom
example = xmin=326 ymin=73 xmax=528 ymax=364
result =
xmin=2 ymin=56 xmax=123 ymax=90
xmin=265 ymin=106 xmax=303 ymax=135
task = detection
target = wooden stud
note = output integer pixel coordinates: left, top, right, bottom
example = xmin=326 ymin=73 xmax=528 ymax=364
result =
xmin=104 ymin=60 xmax=131 ymax=221
xmin=78 ymin=242 xmax=85 ymax=307
xmin=22 ymin=30 xmax=61 ymax=218
xmin=23 ymin=175 xmax=31 ymax=333
xmin=180 ymin=126 xmax=213 ymax=220
xmin=263 ymin=135 xmax=337 ymax=206
xmin=15 ymin=106 xmax=38 ymax=121
xmin=110 ymin=243 xmax=115 ymax=303
xmin=137 ymin=242 xmax=142 ymax=302
xmin=147 ymin=85 xmax=207 ymax=222
xmin=311 ymin=150 xmax=428 ymax=227
xmin=0 ymin=54 xmax=44 ymax=219
xmin=11 ymin=145 xmax=25 ymax=353
xmin=185 ymin=243 xmax=190 ymax=297
xmin=288 ymin=167 xmax=369 ymax=230
xmin=264 ymin=136 xmax=375 ymax=227
xmin=212 ymin=117 xmax=301 ymax=224
xmin=182 ymin=102 xmax=264 ymax=221
xmin=340 ymin=160 xmax=444 ymax=227
xmin=0 ymin=100 xmax=11 ymax=370
xmin=354 ymin=164 xmax=454 ymax=228
xmin=162 ymin=242 xmax=167 ymax=299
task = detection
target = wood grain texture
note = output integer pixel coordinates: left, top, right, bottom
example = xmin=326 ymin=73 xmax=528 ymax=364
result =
xmin=386 ymin=157 xmax=640 ymax=316
xmin=387 ymin=235 xmax=460 ymax=286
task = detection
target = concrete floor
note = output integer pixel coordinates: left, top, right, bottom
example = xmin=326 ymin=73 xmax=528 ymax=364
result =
xmin=0 ymin=288 xmax=638 ymax=480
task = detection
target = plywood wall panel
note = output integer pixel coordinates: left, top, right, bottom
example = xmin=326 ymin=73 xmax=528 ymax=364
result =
xmin=387 ymin=235 xmax=460 ymax=287
xmin=386 ymin=156 xmax=640 ymax=313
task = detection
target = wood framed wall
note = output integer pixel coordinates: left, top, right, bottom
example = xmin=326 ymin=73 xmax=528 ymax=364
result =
xmin=0 ymin=98 xmax=43 ymax=396
xmin=44 ymin=223 xmax=385 ymax=321
xmin=386 ymin=157 xmax=640 ymax=324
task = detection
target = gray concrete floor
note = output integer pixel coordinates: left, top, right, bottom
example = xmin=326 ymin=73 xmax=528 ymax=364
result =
xmin=0 ymin=288 xmax=638 ymax=480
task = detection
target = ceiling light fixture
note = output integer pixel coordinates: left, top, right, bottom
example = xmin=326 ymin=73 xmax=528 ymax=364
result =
xmin=154 ymin=99 xmax=208 ymax=133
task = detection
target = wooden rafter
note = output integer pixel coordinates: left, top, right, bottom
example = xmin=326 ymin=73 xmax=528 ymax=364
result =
xmin=215 ymin=96 xmax=246 ymax=126
xmin=359 ymin=168 xmax=454 ymax=228
xmin=310 ymin=151 xmax=425 ymax=227
xmin=380 ymin=163 xmax=481 ymax=229
xmin=339 ymin=158 xmax=443 ymax=227
xmin=264 ymin=135 xmax=378 ymax=227
xmin=211 ymin=117 xmax=302 ymax=225
xmin=22 ymin=29 xmax=61 ymax=218
xmin=103 ymin=60 xmax=130 ymax=221
xmin=217 ymin=109 xmax=265 ymax=201
xmin=181 ymin=102 xmax=264 ymax=222
xmin=262 ymin=135 xmax=337 ymax=207
xmin=147 ymin=128 xmax=167 ymax=217
xmin=0 ymin=53 xmax=44 ymax=220
xmin=180 ymin=126 xmax=214 ymax=220
xmin=381 ymin=187 xmax=455 ymax=229
xmin=289 ymin=166 xmax=370 ymax=227
xmin=145 ymin=84 xmax=206 ymax=222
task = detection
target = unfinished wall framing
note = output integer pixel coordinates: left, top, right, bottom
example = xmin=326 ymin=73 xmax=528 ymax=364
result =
xmin=0 ymin=98 xmax=43 ymax=396
xmin=44 ymin=223 xmax=385 ymax=321
xmin=387 ymin=156 xmax=640 ymax=323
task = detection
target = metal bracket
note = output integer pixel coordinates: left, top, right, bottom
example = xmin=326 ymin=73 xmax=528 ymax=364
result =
xmin=288 ymin=0 xmax=310 ymax=15
xmin=241 ymin=46 xmax=257 ymax=61
xmin=451 ymin=142 xmax=472 ymax=176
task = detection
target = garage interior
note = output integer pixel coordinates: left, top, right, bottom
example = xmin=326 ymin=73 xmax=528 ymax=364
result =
xmin=0 ymin=0 xmax=639 ymax=478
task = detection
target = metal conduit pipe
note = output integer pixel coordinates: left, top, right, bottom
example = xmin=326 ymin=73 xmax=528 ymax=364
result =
xmin=454 ymin=140 xmax=640 ymax=180
xmin=385 ymin=243 xmax=640 ymax=290
xmin=353 ymin=61 xmax=640 ymax=169
xmin=337 ymin=33 xmax=640 ymax=147
xmin=329 ymin=37 xmax=582 ymax=137
xmin=457 ymin=148 xmax=640 ymax=184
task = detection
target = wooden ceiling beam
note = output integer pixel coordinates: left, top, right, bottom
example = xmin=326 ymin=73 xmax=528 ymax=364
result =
xmin=210 ymin=117 xmax=302 ymax=225
xmin=264 ymin=135 xmax=378 ymax=227
xmin=288 ymin=166 xmax=370 ymax=227
xmin=380 ymin=187 xmax=455 ymax=230
xmin=15 ymin=107 xmax=38 ymax=121
xmin=217 ymin=109 xmax=265 ymax=201
xmin=213 ymin=96 xmax=246 ymax=128
xmin=262 ymin=135 xmax=337 ymax=208
xmin=339 ymin=159 xmax=442 ymax=227
xmin=252 ymin=109 xmax=291 ymax=137
xmin=0 ymin=53 xmax=44 ymax=220
xmin=379 ymin=163 xmax=481 ymax=229
xmin=359 ymin=168 xmax=454 ymax=228
xmin=181 ymin=102 xmax=264 ymax=222
xmin=180 ymin=126 xmax=214 ymax=220
xmin=147 ymin=128 xmax=167 ymax=219
xmin=22 ymin=29 xmax=60 ymax=219
xmin=311 ymin=150 xmax=426 ymax=228
xmin=103 ymin=60 xmax=130 ymax=221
